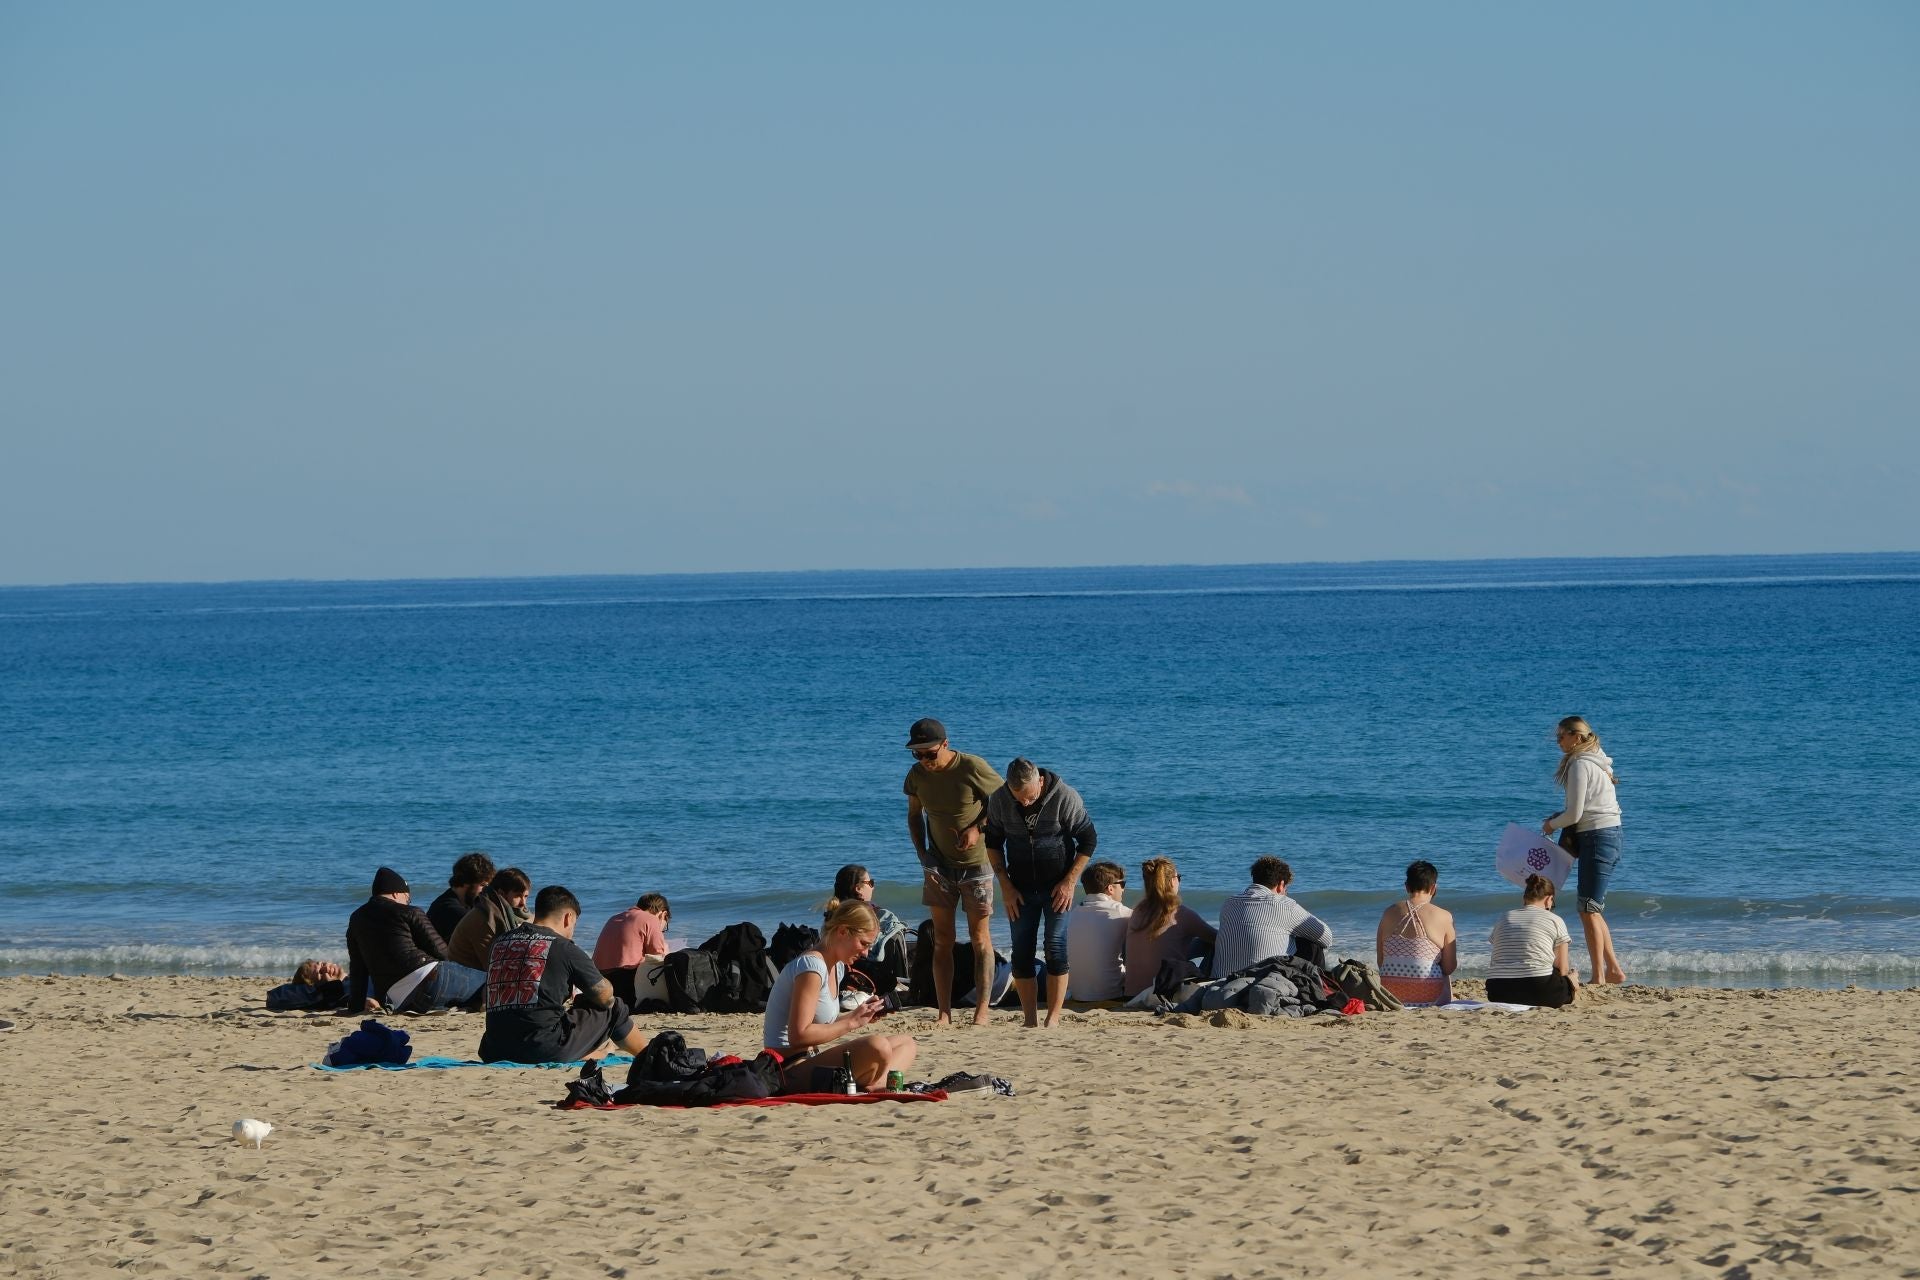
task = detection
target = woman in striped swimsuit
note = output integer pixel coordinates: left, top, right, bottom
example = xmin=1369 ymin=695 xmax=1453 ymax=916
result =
xmin=1375 ymin=860 xmax=1456 ymax=1005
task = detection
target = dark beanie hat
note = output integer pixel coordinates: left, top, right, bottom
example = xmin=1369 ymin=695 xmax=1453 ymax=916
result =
xmin=371 ymin=866 xmax=410 ymax=896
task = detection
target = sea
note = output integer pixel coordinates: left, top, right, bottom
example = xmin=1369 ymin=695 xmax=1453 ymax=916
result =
xmin=2 ymin=553 xmax=1916 ymax=989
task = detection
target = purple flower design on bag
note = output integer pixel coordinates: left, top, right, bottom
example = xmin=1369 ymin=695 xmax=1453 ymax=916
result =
xmin=1526 ymin=849 xmax=1550 ymax=872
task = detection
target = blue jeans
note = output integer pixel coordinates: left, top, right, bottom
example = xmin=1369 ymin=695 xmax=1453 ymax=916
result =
xmin=1573 ymin=826 xmax=1623 ymax=915
xmin=1010 ymin=886 xmax=1070 ymax=979
xmin=405 ymin=960 xmax=487 ymax=1011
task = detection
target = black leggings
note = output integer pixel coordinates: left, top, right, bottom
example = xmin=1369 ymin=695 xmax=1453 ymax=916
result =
xmin=1486 ymin=974 xmax=1576 ymax=1008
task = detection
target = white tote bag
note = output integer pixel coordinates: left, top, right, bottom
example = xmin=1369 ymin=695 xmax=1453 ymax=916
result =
xmin=1494 ymin=821 xmax=1575 ymax=889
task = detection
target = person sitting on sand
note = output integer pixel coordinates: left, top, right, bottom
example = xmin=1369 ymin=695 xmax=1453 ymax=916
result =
xmin=1375 ymin=860 xmax=1457 ymax=1005
xmin=479 ymin=885 xmax=649 ymax=1064
xmin=592 ymin=892 xmax=673 ymax=1005
xmin=764 ymin=899 xmax=918 ymax=1091
xmin=1485 ymin=874 xmax=1580 ymax=1008
xmin=1212 ymin=856 xmax=1333 ymax=977
xmin=345 ymin=867 xmax=487 ymax=1014
xmin=1123 ymin=857 xmax=1217 ymax=999
xmin=828 ymin=864 xmax=904 ymax=956
xmin=425 ymin=851 xmax=496 ymax=942
xmin=1064 ymin=860 xmax=1129 ymax=1001
xmin=448 ymin=866 xmax=532 ymax=971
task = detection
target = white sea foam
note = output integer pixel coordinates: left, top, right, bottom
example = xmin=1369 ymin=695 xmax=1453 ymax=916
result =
xmin=1440 ymin=947 xmax=1920 ymax=981
xmin=0 ymin=943 xmax=322 ymax=975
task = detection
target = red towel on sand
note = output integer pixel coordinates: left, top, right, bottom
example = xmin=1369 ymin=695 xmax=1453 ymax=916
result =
xmin=558 ymin=1089 xmax=949 ymax=1111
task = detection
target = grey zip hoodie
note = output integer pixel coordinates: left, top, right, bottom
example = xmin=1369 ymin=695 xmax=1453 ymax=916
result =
xmin=984 ymin=768 xmax=1098 ymax=892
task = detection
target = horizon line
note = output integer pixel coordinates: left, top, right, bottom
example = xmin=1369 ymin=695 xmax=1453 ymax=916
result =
xmin=2 ymin=547 xmax=1917 ymax=594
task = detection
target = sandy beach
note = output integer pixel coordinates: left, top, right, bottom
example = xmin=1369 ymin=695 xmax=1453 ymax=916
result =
xmin=1 ymin=977 xmax=1914 ymax=1279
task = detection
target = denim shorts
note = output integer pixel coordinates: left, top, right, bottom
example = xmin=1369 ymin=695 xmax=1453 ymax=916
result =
xmin=1573 ymin=825 xmax=1622 ymax=915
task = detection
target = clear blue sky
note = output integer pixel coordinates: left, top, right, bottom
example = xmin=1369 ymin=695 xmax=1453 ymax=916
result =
xmin=2 ymin=3 xmax=1915 ymax=584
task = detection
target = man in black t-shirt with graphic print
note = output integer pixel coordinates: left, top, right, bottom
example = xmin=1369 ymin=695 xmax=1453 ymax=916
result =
xmin=478 ymin=885 xmax=650 ymax=1064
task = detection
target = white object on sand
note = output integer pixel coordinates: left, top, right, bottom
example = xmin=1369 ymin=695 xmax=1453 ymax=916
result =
xmin=232 ymin=1118 xmax=273 ymax=1148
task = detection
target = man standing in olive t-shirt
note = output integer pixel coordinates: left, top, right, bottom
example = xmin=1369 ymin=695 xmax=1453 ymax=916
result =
xmin=903 ymin=716 xmax=1005 ymax=1026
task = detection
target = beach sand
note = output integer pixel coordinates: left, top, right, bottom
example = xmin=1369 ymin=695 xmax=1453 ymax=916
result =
xmin=0 ymin=977 xmax=1914 ymax=1279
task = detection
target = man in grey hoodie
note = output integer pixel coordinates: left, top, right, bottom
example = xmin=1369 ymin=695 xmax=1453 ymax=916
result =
xmin=985 ymin=758 xmax=1098 ymax=1028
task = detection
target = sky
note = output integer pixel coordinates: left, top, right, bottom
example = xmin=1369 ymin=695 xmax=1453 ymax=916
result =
xmin=1 ymin=3 xmax=1915 ymax=585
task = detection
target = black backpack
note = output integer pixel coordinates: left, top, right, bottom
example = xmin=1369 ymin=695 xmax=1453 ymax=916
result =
xmin=905 ymin=919 xmax=1016 ymax=1008
xmin=853 ymin=932 xmax=911 ymax=996
xmin=662 ymin=949 xmax=724 ymax=1014
xmin=768 ymin=922 xmax=821 ymax=971
xmin=696 ymin=921 xmax=777 ymax=1013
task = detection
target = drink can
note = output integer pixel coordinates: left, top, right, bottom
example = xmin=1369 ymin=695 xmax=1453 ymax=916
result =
xmin=886 ymin=1069 xmax=907 ymax=1092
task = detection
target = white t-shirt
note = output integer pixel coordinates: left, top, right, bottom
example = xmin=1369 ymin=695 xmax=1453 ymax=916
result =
xmin=762 ymin=952 xmax=844 ymax=1050
xmin=1487 ymin=907 xmax=1571 ymax=979
xmin=1065 ymin=896 xmax=1129 ymax=1000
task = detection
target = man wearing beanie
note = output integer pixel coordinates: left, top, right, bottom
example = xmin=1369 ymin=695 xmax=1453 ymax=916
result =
xmin=344 ymin=866 xmax=488 ymax=1014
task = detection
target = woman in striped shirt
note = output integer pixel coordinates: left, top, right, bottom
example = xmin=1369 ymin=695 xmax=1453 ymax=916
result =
xmin=1485 ymin=874 xmax=1580 ymax=1008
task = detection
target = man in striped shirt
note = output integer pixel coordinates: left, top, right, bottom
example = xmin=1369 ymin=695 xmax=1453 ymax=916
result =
xmin=1212 ymin=857 xmax=1334 ymax=977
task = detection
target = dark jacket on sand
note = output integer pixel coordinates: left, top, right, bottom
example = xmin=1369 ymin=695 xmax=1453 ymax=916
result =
xmin=346 ymin=897 xmax=451 ymax=1009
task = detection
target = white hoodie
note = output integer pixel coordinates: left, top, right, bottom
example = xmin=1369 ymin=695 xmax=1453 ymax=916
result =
xmin=1552 ymin=750 xmax=1621 ymax=833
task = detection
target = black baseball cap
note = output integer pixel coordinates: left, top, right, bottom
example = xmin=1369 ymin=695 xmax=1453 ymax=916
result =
xmin=905 ymin=717 xmax=948 ymax=750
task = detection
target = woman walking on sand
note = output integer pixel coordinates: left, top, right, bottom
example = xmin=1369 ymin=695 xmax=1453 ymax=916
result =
xmin=1542 ymin=715 xmax=1625 ymax=984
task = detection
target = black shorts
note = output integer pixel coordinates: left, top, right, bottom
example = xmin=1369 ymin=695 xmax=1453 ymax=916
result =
xmin=482 ymin=998 xmax=635 ymax=1064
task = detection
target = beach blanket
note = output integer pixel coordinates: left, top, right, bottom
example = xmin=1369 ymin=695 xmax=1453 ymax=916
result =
xmin=557 ymin=1089 xmax=948 ymax=1111
xmin=1406 ymin=999 xmax=1535 ymax=1014
xmin=313 ymin=1053 xmax=636 ymax=1072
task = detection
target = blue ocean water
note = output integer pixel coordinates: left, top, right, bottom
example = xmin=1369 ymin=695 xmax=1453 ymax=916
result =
xmin=1 ymin=553 xmax=1916 ymax=988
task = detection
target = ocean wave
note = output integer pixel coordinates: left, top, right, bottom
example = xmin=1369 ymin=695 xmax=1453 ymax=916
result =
xmin=0 ymin=942 xmax=324 ymax=976
xmin=1439 ymin=947 xmax=1920 ymax=981
xmin=1300 ymin=888 xmax=1920 ymax=921
xmin=6 ymin=936 xmax=1916 ymax=985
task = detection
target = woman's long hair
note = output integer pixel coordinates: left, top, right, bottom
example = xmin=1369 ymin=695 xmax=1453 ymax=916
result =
xmin=1130 ymin=857 xmax=1181 ymax=937
xmin=1553 ymin=715 xmax=1617 ymax=786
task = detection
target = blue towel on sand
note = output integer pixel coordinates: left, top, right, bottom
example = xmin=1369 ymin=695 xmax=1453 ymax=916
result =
xmin=314 ymin=1053 xmax=636 ymax=1073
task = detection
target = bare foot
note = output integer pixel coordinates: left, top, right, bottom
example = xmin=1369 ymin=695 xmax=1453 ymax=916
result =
xmin=1042 ymin=1013 xmax=1063 ymax=1029
xmin=1606 ymin=966 xmax=1627 ymax=984
xmin=971 ymin=1007 xmax=992 ymax=1026
xmin=1022 ymin=1015 xmax=1038 ymax=1028
xmin=932 ymin=1011 xmax=951 ymax=1027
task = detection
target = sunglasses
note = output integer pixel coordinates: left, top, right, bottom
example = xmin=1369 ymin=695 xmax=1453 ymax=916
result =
xmin=911 ymin=748 xmax=940 ymax=760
